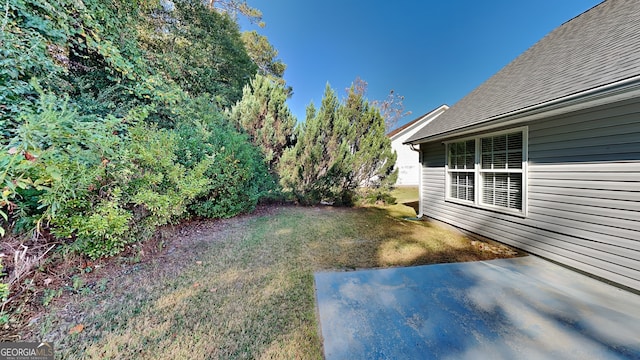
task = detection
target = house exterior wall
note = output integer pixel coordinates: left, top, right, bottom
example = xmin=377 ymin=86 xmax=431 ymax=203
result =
xmin=419 ymin=98 xmax=640 ymax=291
xmin=391 ymin=133 xmax=420 ymax=186
xmin=390 ymin=105 xmax=448 ymax=186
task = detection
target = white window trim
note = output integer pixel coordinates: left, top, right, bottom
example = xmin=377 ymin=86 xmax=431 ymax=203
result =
xmin=444 ymin=126 xmax=528 ymax=217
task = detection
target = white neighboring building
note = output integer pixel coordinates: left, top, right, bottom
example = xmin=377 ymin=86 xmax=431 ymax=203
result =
xmin=388 ymin=105 xmax=448 ymax=186
xmin=387 ymin=105 xmax=449 ymax=186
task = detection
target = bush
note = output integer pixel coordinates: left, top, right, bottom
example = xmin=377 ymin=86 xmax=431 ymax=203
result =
xmin=2 ymin=89 xmax=125 ymax=237
xmin=62 ymin=198 xmax=132 ymax=259
xmin=174 ymin=98 xmax=277 ymax=218
xmin=124 ymin=122 xmax=212 ymax=231
xmin=2 ymin=92 xmax=215 ymax=258
xmin=0 ymin=0 xmax=280 ymax=262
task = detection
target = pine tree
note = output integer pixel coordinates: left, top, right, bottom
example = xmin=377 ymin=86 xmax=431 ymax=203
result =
xmin=341 ymin=85 xmax=397 ymax=190
xmin=228 ymin=74 xmax=296 ymax=172
xmin=279 ymin=83 xmax=397 ymax=205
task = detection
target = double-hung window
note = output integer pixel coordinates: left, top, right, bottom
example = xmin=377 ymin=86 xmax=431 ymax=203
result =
xmin=446 ymin=128 xmax=527 ymax=215
xmin=447 ymin=139 xmax=475 ymax=202
xmin=480 ymin=132 xmax=524 ymax=210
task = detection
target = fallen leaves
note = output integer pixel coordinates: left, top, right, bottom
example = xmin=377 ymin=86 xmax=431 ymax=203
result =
xmin=68 ymin=324 xmax=84 ymax=335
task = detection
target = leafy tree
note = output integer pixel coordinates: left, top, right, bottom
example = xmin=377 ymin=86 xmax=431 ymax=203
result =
xmin=280 ymin=83 xmax=397 ymax=205
xmin=350 ymin=77 xmax=412 ymax=132
xmin=241 ymin=31 xmax=287 ymax=81
xmin=139 ymin=0 xmax=257 ymax=106
xmin=0 ymin=0 xmax=145 ymax=133
xmin=228 ymin=74 xmax=296 ymax=172
xmin=206 ymin=0 xmax=264 ymax=27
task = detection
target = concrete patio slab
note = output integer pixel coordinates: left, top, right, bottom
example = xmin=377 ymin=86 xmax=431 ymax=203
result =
xmin=314 ymin=256 xmax=640 ymax=359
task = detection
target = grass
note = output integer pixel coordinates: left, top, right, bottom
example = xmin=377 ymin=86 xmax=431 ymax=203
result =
xmin=34 ymin=201 xmax=520 ymax=359
xmin=390 ymin=186 xmax=420 ymax=204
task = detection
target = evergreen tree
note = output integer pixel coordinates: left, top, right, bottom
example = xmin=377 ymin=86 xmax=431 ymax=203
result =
xmin=280 ymin=83 xmax=397 ymax=205
xmin=341 ymin=85 xmax=397 ymax=190
xmin=228 ymin=74 xmax=296 ymax=172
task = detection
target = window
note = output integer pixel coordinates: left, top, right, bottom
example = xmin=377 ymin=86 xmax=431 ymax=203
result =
xmin=445 ymin=129 xmax=527 ymax=214
xmin=480 ymin=132 xmax=523 ymax=210
xmin=447 ymin=140 xmax=475 ymax=202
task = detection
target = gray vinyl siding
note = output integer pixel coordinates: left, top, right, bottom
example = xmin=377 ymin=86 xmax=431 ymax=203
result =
xmin=419 ymin=99 xmax=640 ymax=291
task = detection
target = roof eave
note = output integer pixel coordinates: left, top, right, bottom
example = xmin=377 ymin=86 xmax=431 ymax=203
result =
xmin=405 ymin=75 xmax=640 ymax=145
xmin=388 ymin=104 xmax=449 ymax=141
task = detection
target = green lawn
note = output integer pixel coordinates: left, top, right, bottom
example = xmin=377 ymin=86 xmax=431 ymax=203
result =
xmin=391 ymin=186 xmax=419 ymax=204
xmin=35 ymin=203 xmax=519 ymax=359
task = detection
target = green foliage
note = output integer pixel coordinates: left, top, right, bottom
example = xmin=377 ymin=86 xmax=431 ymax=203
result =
xmin=241 ymin=31 xmax=287 ymax=80
xmin=174 ymin=98 xmax=277 ymax=218
xmin=228 ymin=74 xmax=296 ymax=172
xmin=0 ymin=0 xmax=70 ymax=129
xmin=140 ymin=0 xmax=257 ymax=106
xmin=127 ymin=123 xmax=200 ymax=227
xmin=279 ymin=86 xmax=348 ymax=204
xmin=0 ymin=0 xmax=287 ymax=264
xmin=65 ymin=199 xmax=132 ymax=259
xmin=2 ymin=88 xmax=123 ymax=234
xmin=280 ymin=83 xmax=397 ymax=205
xmin=341 ymin=84 xmax=397 ymax=190
xmin=0 ymin=259 xmax=8 ymax=301
xmin=0 ymin=0 xmax=147 ymax=131
xmin=1 ymin=88 xmax=270 ymax=258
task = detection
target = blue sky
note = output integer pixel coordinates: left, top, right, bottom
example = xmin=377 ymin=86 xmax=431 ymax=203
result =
xmin=241 ymin=1 xmax=603 ymax=129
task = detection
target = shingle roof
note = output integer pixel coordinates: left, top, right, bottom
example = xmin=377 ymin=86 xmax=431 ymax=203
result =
xmin=407 ymin=0 xmax=640 ymax=143
xmin=387 ymin=105 xmax=448 ymax=138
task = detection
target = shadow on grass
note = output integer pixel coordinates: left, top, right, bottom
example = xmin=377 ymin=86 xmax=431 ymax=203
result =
xmin=314 ymin=204 xmax=520 ymax=272
xmin=403 ymin=201 xmax=420 ymax=214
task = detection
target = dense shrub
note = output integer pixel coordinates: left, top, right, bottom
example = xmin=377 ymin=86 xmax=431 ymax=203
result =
xmin=1 ymin=90 xmax=271 ymax=258
xmin=0 ymin=0 xmax=268 ymax=258
xmin=2 ymin=89 xmax=126 ymax=238
xmin=0 ymin=0 xmax=290 ymax=333
xmin=174 ymin=98 xmax=277 ymax=218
